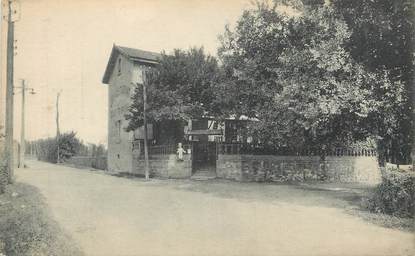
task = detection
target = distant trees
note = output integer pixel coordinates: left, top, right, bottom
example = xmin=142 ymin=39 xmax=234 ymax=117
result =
xmin=34 ymin=132 xmax=82 ymax=163
xmin=32 ymin=132 xmax=107 ymax=164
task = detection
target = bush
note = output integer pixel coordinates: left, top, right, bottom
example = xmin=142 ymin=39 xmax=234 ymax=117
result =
xmin=34 ymin=132 xmax=81 ymax=163
xmin=0 ymin=156 xmax=7 ymax=194
xmin=367 ymin=168 xmax=415 ymax=218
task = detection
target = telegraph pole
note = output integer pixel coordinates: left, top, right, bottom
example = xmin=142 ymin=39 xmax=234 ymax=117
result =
xmin=142 ymin=72 xmax=149 ymax=180
xmin=56 ymin=91 xmax=61 ymax=163
xmin=16 ymin=79 xmax=35 ymax=168
xmin=5 ymin=0 xmax=17 ymax=183
xmin=19 ymin=79 xmax=25 ymax=168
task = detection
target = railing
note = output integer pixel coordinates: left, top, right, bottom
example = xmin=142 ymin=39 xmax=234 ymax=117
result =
xmin=134 ymin=141 xmax=378 ymax=157
xmin=217 ymin=143 xmax=242 ymax=155
xmin=326 ymin=148 xmax=377 ymax=157
xmin=149 ymin=145 xmax=176 ymax=155
xmin=217 ymin=143 xmax=378 ymax=156
xmin=133 ymin=142 xmax=191 ymax=156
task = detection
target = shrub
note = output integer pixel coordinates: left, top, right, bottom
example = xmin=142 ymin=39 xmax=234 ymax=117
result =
xmin=0 ymin=156 xmax=6 ymax=194
xmin=34 ymin=131 xmax=82 ymax=163
xmin=367 ymin=168 xmax=415 ymax=218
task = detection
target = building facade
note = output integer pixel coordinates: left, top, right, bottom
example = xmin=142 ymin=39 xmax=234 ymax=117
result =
xmin=102 ymin=45 xmax=160 ymax=173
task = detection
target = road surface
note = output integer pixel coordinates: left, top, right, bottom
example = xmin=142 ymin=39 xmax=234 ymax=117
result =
xmin=16 ymin=160 xmax=414 ymax=256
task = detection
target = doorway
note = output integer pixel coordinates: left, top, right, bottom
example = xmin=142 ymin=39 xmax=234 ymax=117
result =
xmin=192 ymin=142 xmax=217 ymax=174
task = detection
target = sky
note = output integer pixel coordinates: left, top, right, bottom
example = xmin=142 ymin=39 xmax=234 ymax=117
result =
xmin=1 ymin=0 xmax=254 ymax=145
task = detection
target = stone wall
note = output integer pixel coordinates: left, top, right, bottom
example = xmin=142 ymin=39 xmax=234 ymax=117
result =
xmin=133 ymin=154 xmax=192 ymax=178
xmin=325 ymin=156 xmax=381 ymax=184
xmin=217 ymin=154 xmax=381 ymax=184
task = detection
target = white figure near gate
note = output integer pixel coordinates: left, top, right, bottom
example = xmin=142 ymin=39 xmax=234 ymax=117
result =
xmin=177 ymin=143 xmax=186 ymax=161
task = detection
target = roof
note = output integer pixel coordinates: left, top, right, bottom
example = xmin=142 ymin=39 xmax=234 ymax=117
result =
xmin=102 ymin=44 xmax=162 ymax=84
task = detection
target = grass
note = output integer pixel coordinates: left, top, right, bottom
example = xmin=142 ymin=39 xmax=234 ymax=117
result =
xmin=0 ymin=182 xmax=83 ymax=256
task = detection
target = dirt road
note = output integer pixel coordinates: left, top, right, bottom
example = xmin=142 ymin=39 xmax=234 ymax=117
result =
xmin=16 ymin=160 xmax=414 ymax=256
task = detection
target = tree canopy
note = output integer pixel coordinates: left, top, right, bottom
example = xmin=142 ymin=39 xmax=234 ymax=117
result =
xmin=218 ymin=1 xmax=405 ymax=156
xmin=125 ymin=47 xmax=221 ymax=132
xmin=126 ymin=1 xmax=412 ymax=163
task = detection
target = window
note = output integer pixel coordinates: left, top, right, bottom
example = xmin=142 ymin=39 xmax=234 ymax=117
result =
xmin=116 ymin=120 xmax=121 ymax=142
xmin=118 ymin=58 xmax=122 ymax=75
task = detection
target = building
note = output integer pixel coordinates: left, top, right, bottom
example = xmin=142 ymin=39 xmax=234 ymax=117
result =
xmin=102 ymin=45 xmax=250 ymax=176
xmin=102 ymin=44 xmax=161 ymax=173
xmin=102 ymin=45 xmax=381 ymax=184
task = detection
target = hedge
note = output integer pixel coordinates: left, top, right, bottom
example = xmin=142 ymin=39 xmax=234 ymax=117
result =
xmin=367 ymin=168 xmax=415 ymax=218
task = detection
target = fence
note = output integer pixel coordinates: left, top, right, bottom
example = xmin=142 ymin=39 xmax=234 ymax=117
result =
xmin=133 ymin=143 xmax=192 ymax=157
xmin=217 ymin=143 xmax=242 ymax=155
xmin=217 ymin=143 xmax=377 ymax=157
xmin=327 ymin=148 xmax=377 ymax=157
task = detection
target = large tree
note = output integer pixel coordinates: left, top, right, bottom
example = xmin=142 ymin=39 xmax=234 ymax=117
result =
xmin=125 ymin=47 xmax=222 ymax=134
xmin=272 ymin=0 xmax=414 ymax=163
xmin=329 ymin=0 xmax=414 ymax=165
xmin=218 ymin=2 xmax=404 ymax=156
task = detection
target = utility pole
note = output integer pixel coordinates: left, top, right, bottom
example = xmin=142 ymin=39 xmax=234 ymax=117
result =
xmin=5 ymin=0 xmax=17 ymax=183
xmin=19 ymin=79 xmax=25 ymax=168
xmin=142 ymin=71 xmax=149 ymax=180
xmin=56 ymin=91 xmax=61 ymax=163
xmin=16 ymin=79 xmax=35 ymax=168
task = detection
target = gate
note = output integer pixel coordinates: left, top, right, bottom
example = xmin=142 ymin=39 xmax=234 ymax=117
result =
xmin=192 ymin=142 xmax=217 ymax=173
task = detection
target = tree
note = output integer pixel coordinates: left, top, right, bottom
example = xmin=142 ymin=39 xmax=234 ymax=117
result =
xmin=125 ymin=47 xmax=222 ymax=136
xmin=271 ymin=0 xmax=414 ymax=163
xmin=218 ymin=2 xmax=404 ymax=156
xmin=34 ymin=131 xmax=81 ymax=163
xmin=329 ymin=0 xmax=414 ymax=164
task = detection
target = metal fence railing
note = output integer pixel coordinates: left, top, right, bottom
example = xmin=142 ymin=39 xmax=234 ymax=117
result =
xmin=216 ymin=143 xmax=378 ymax=157
xmin=133 ymin=142 xmax=191 ymax=156
xmin=217 ymin=143 xmax=242 ymax=155
xmin=326 ymin=148 xmax=377 ymax=157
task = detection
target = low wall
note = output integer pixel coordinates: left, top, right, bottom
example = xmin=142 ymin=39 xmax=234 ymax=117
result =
xmin=217 ymin=154 xmax=381 ymax=184
xmin=133 ymin=154 xmax=192 ymax=178
xmin=64 ymin=156 xmax=107 ymax=170
xmin=325 ymin=156 xmax=381 ymax=184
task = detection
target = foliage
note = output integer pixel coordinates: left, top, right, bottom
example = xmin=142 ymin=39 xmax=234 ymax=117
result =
xmin=76 ymin=142 xmax=107 ymax=157
xmin=0 ymin=154 xmax=6 ymax=194
xmin=272 ymin=0 xmax=414 ymax=163
xmin=367 ymin=168 xmax=415 ymax=218
xmin=218 ymin=1 xmax=405 ymax=156
xmin=330 ymin=0 xmax=414 ymax=165
xmin=90 ymin=144 xmax=106 ymax=158
xmin=34 ymin=132 xmax=82 ymax=163
xmin=125 ymin=47 xmax=222 ymax=132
